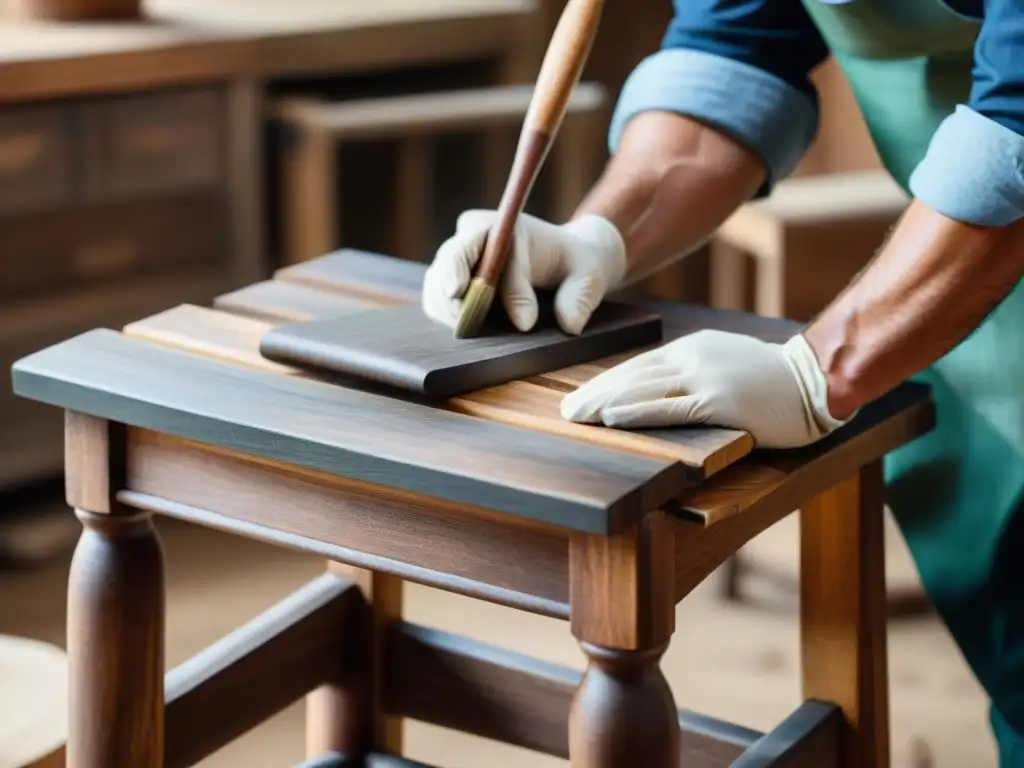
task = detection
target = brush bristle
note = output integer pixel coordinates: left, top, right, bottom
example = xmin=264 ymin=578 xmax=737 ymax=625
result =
xmin=454 ymin=278 xmax=496 ymax=339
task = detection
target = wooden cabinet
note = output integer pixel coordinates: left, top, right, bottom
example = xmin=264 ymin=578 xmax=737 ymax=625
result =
xmin=0 ymin=85 xmax=232 ymax=488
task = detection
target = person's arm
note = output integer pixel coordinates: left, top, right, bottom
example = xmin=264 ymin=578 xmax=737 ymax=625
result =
xmin=573 ymin=0 xmax=831 ymax=284
xmin=806 ymin=4 xmax=1024 ymax=419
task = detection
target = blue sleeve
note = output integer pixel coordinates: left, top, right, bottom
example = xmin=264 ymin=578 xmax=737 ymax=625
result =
xmin=607 ymin=0 xmax=830 ymax=194
xmin=908 ymin=2 xmax=1024 ymax=226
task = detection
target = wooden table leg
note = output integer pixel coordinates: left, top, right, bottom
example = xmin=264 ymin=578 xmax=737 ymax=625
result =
xmin=568 ymin=510 xmax=679 ymax=768
xmin=282 ymin=124 xmax=337 ymax=265
xmin=306 ymin=563 xmax=404 ymax=760
xmin=65 ymin=414 xmax=165 ymax=768
xmin=800 ymin=461 xmax=890 ymax=768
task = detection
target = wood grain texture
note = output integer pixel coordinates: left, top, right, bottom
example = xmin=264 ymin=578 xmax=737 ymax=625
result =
xmin=801 ymin=464 xmax=889 ymax=768
xmin=730 ymin=701 xmax=841 ymax=768
xmin=123 ymin=429 xmax=572 ymax=615
xmin=123 ymin=304 xmax=717 ymax=478
xmin=13 ymin=328 xmax=689 ymax=533
xmin=259 ymin=301 xmax=662 ymax=397
xmin=164 ymin=573 xmax=362 ymax=768
xmin=384 ymin=621 xmax=758 ymax=765
xmin=274 ymin=249 xmax=426 ymax=304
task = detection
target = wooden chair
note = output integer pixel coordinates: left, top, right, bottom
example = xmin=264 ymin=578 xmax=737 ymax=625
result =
xmin=709 ymin=170 xmax=909 ymax=321
xmin=272 ymin=82 xmax=608 ymax=266
xmin=0 ymin=635 xmax=66 ymax=768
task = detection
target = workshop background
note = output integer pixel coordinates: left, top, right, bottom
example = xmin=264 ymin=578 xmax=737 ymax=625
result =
xmin=0 ymin=1 xmax=990 ymax=766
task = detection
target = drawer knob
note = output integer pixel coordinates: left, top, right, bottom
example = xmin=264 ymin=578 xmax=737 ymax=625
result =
xmin=0 ymin=134 xmax=45 ymax=174
xmin=73 ymin=237 xmax=138 ymax=276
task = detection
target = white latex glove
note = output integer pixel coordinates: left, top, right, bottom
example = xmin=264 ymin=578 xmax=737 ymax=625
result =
xmin=422 ymin=209 xmax=627 ymax=335
xmin=560 ymin=330 xmax=850 ymax=449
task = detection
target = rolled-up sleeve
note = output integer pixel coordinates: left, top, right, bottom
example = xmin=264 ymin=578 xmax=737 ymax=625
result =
xmin=908 ymin=2 xmax=1024 ymax=226
xmin=608 ymin=0 xmax=830 ymax=193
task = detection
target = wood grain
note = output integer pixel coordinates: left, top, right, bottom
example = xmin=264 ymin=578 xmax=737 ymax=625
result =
xmin=123 ymin=430 xmax=570 ymax=611
xmin=730 ymin=701 xmax=841 ymax=768
xmin=274 ymin=249 xmax=426 ymax=304
xmin=384 ymin=620 xmax=758 ymax=765
xmin=259 ymin=302 xmax=662 ymax=397
xmin=801 ymin=464 xmax=889 ymax=768
xmin=13 ymin=327 xmax=689 ymax=532
xmin=164 ymin=573 xmax=361 ymax=768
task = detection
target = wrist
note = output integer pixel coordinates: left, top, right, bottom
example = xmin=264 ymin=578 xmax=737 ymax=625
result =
xmin=562 ymin=214 xmax=629 ymax=287
xmin=780 ymin=334 xmax=852 ymax=433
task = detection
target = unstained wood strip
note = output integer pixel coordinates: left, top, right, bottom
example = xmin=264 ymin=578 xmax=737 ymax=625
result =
xmin=125 ymin=304 xmax=716 ymax=474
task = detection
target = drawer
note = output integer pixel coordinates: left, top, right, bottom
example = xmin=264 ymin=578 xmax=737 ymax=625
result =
xmin=0 ymin=193 xmax=228 ymax=301
xmin=0 ymin=103 xmax=75 ymax=216
xmin=0 ymin=268 xmax=228 ymax=488
xmin=83 ymin=87 xmax=225 ymax=200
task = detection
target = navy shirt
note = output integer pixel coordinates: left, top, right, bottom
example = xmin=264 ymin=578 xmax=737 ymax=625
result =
xmin=608 ymin=0 xmax=1024 ymax=226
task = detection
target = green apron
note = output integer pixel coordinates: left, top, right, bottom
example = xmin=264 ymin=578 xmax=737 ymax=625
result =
xmin=798 ymin=2 xmax=1024 ymax=764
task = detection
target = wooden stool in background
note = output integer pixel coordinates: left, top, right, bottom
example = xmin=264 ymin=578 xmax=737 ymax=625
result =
xmin=273 ymin=83 xmax=607 ymax=267
xmin=710 ymin=170 xmax=909 ymax=321
xmin=0 ymin=635 xmax=66 ymax=768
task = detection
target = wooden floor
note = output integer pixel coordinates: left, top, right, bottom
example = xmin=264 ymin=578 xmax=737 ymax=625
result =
xmin=0 ymin=506 xmax=997 ymax=768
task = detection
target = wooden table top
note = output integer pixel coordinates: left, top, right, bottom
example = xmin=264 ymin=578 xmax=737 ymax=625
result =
xmin=0 ymin=0 xmax=536 ymax=102
xmin=11 ymin=250 xmax=934 ymax=537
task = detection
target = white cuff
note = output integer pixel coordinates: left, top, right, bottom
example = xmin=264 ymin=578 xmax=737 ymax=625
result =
xmin=781 ymin=334 xmax=850 ymax=434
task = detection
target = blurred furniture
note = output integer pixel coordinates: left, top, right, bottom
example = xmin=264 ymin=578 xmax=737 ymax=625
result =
xmin=0 ymin=635 xmax=66 ymax=768
xmin=710 ymin=170 xmax=909 ymax=321
xmin=12 ymin=249 xmax=933 ymax=767
xmin=0 ymin=0 xmax=538 ymax=492
xmin=272 ymin=82 xmax=608 ymax=266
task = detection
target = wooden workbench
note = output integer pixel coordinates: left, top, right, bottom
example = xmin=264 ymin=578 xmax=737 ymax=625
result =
xmin=0 ymin=0 xmax=539 ymax=490
xmin=11 ymin=249 xmax=934 ymax=767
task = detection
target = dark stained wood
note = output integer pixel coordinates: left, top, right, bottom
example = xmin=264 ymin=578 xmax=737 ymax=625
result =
xmin=385 ymin=621 xmax=757 ymax=765
xmin=68 ymin=508 xmax=165 ymax=768
xmin=164 ymin=573 xmax=363 ymax=768
xmin=568 ymin=511 xmax=679 ymax=767
xmin=258 ymin=302 xmax=662 ymax=398
xmin=0 ymin=102 xmax=75 ymax=216
xmin=801 ymin=464 xmax=889 ymax=768
xmin=0 ymin=192 xmax=227 ymax=302
xmin=120 ymin=430 xmax=571 ymax=615
xmin=275 ymin=249 xmax=427 ymax=304
xmin=731 ymin=701 xmax=841 ymax=767
xmin=13 ymin=328 xmax=690 ymax=533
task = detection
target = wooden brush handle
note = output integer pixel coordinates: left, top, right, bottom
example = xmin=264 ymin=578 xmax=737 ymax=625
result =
xmin=472 ymin=0 xmax=604 ymax=286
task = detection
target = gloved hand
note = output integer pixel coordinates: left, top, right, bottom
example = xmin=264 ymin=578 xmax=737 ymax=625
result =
xmin=560 ymin=330 xmax=850 ymax=449
xmin=422 ymin=209 xmax=627 ymax=335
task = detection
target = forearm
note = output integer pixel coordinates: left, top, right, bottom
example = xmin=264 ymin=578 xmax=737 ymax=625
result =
xmin=806 ymin=200 xmax=1024 ymax=420
xmin=573 ymin=111 xmax=766 ymax=285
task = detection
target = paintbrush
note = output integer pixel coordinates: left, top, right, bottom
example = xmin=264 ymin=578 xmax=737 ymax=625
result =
xmin=453 ymin=0 xmax=605 ymax=339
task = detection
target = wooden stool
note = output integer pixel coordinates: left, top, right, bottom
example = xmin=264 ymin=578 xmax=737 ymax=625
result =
xmin=0 ymin=635 xmax=66 ymax=768
xmin=710 ymin=170 xmax=910 ymax=321
xmin=11 ymin=250 xmax=934 ymax=767
xmin=273 ymin=82 xmax=607 ymax=266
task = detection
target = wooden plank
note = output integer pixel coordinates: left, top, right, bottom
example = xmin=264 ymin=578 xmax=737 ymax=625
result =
xmin=258 ymin=303 xmax=663 ymax=398
xmin=385 ymin=621 xmax=758 ymax=765
xmin=272 ymin=83 xmax=606 ymax=140
xmin=165 ymin=573 xmax=362 ymax=768
xmin=274 ymin=249 xmax=427 ymax=304
xmin=13 ymin=329 xmax=689 ymax=534
xmin=122 ymin=425 xmax=570 ymax=607
xmin=214 ymin=279 xmax=384 ymax=323
xmin=123 ymin=304 xmax=717 ymax=472
xmin=731 ymin=701 xmax=841 ymax=767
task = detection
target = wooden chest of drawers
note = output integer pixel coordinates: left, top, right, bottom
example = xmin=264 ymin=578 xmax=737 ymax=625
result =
xmin=0 ymin=85 xmax=233 ymax=488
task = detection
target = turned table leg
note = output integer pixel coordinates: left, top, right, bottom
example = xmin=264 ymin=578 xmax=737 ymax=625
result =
xmin=801 ymin=461 xmax=890 ymax=768
xmin=306 ymin=563 xmax=404 ymax=760
xmin=568 ymin=510 xmax=679 ymax=767
xmin=65 ymin=413 xmax=165 ymax=768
